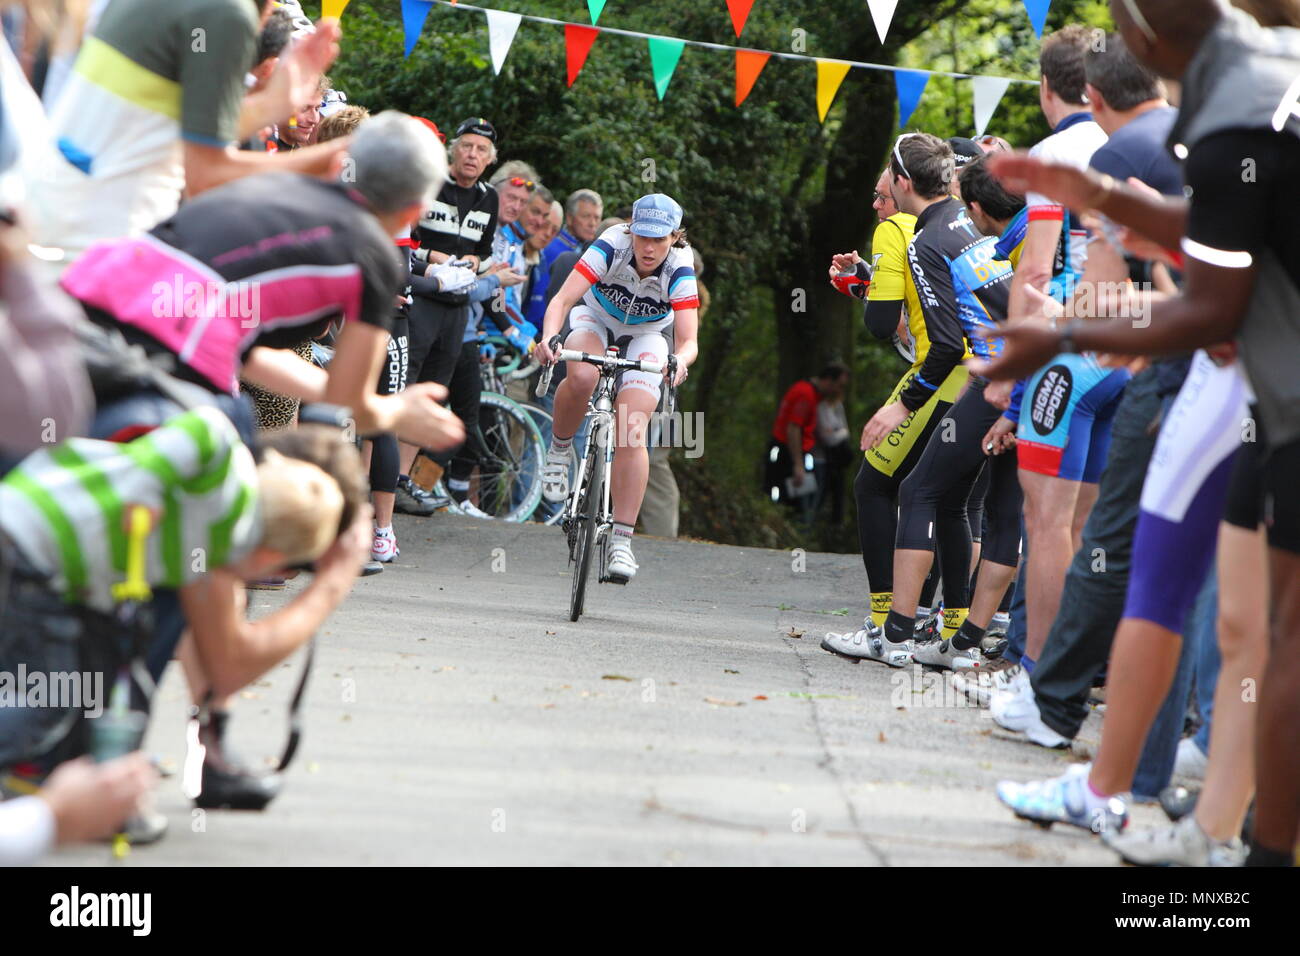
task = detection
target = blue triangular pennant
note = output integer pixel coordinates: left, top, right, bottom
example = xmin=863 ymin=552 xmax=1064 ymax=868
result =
xmin=1022 ymin=0 xmax=1052 ymax=38
xmin=401 ymin=0 xmax=434 ymax=57
xmin=895 ymin=70 xmax=929 ymax=129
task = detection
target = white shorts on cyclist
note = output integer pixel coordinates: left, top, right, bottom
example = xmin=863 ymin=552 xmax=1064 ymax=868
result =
xmin=566 ymin=304 xmax=669 ymax=402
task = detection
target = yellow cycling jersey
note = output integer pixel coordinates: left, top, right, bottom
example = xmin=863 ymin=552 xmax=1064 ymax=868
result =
xmin=867 ymin=213 xmax=926 ymax=359
xmin=867 ymin=213 xmax=972 ymax=365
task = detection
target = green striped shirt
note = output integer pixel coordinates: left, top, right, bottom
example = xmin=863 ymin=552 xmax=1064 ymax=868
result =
xmin=0 ymin=407 xmax=260 ymax=612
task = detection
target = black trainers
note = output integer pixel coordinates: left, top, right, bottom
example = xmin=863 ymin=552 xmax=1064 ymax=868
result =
xmin=395 ymin=476 xmax=439 ymax=516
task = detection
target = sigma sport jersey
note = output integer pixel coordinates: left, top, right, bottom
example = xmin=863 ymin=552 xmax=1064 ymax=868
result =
xmin=574 ymin=225 xmax=699 ymax=324
xmin=60 ymin=173 xmax=404 ymax=395
xmin=900 ymin=196 xmax=1014 ymax=411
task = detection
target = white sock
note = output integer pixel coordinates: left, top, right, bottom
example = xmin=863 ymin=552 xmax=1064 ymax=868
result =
xmin=612 ymin=523 xmax=634 ymax=548
xmin=374 ymin=525 xmax=393 ymax=536
xmin=448 ymin=478 xmax=470 ymax=493
xmin=550 ymin=435 xmax=573 ymax=456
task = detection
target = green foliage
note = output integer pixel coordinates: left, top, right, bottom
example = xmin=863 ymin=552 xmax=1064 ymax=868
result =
xmin=308 ymin=0 xmax=1113 ymax=548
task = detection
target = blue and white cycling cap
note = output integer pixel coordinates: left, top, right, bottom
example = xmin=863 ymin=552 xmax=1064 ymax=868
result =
xmin=630 ymin=194 xmax=683 ymax=237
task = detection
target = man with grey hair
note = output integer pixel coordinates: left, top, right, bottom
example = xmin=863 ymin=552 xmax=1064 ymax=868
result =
xmin=395 ymin=116 xmax=501 ymax=514
xmin=542 ymin=187 xmax=604 ymax=270
xmin=57 ymin=110 xmax=462 ymax=451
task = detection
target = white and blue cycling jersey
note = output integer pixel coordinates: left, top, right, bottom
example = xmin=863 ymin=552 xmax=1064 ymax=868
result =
xmin=573 ymin=225 xmax=700 ymax=325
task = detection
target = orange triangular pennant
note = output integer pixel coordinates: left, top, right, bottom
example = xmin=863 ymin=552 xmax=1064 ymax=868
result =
xmin=735 ymin=49 xmax=770 ymax=106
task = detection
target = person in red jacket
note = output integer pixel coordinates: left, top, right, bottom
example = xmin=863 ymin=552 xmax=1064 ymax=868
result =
xmin=765 ymin=363 xmax=849 ymax=513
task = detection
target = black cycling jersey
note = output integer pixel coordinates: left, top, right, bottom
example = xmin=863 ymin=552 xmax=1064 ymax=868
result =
xmin=412 ymin=179 xmax=499 ymax=305
xmin=901 ymin=196 xmax=1014 ymax=412
xmin=61 ymin=173 xmax=404 ymax=393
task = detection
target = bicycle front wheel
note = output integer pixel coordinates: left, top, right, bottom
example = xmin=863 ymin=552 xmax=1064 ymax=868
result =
xmin=570 ymin=440 xmax=605 ymax=622
xmin=474 ymin=391 xmax=546 ymax=522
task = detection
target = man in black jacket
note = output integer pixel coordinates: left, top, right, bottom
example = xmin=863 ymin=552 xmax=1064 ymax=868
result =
xmin=398 ymin=117 xmax=500 ymax=505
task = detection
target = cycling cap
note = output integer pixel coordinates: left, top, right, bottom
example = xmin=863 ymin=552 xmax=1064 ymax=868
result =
xmin=630 ymin=194 xmax=683 ymax=237
xmin=455 ymin=117 xmax=497 ymax=143
xmin=947 ymin=137 xmax=983 ymax=168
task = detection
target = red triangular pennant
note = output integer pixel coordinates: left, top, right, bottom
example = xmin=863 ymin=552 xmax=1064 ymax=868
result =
xmin=726 ymin=0 xmax=756 ymax=38
xmin=735 ymin=49 xmax=770 ymax=106
xmin=565 ymin=24 xmax=599 ymax=87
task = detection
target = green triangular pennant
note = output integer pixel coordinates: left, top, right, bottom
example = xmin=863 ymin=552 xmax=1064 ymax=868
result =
xmin=587 ymin=0 xmax=606 ymax=25
xmin=647 ymin=37 xmax=685 ymax=100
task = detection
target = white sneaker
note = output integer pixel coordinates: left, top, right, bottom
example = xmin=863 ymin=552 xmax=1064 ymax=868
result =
xmin=820 ymin=620 xmax=913 ymax=667
xmin=1174 ymin=737 xmax=1208 ymax=781
xmin=913 ymin=636 xmax=982 ymax=671
xmin=606 ymin=540 xmax=637 ymax=582
xmin=451 ymin=497 xmax=493 ymax=519
xmin=950 ymin=657 xmax=1020 ymax=707
xmin=989 ymin=672 xmax=1069 ymax=748
xmin=371 ymin=527 xmax=398 ymax=563
xmin=988 ymin=667 xmax=1034 ymax=726
xmin=542 ymin=443 xmax=573 ymax=502
xmin=1103 ymin=813 xmax=1245 ymax=867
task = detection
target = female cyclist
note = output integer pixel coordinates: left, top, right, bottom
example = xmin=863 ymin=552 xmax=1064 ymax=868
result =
xmin=535 ymin=194 xmax=698 ymax=583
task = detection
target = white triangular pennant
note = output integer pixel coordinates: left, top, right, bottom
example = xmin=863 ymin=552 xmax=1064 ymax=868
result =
xmin=867 ymin=0 xmax=899 ymax=45
xmin=485 ymin=9 xmax=522 ymax=76
xmin=972 ymin=76 xmax=1012 ymax=137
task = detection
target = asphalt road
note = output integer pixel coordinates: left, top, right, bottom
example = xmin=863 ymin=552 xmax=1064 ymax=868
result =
xmin=53 ymin=513 xmax=1169 ymax=866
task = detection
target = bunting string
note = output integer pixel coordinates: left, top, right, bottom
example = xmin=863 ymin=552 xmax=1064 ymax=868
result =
xmin=410 ymin=0 xmax=1040 ymax=87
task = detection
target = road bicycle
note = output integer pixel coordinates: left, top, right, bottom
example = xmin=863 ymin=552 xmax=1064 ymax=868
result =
xmin=535 ymin=336 xmax=677 ymax=621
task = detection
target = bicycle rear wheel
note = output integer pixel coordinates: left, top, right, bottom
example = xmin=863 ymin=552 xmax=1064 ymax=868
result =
xmin=474 ymin=392 xmax=545 ymax=522
xmin=570 ymin=441 xmax=604 ymax=622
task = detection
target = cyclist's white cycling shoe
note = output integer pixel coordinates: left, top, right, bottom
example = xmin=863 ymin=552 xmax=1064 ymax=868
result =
xmin=606 ymin=541 xmax=637 ymax=583
xmin=997 ymin=763 xmax=1130 ymax=835
xmin=820 ymin=620 xmax=913 ymax=667
xmin=1103 ymin=814 xmax=1245 ymax=867
xmin=542 ymin=444 xmax=573 ymax=503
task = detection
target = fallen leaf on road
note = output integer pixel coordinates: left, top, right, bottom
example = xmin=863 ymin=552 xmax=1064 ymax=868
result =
xmin=341 ymin=714 xmax=351 ymax=722
xmin=307 ymin=762 xmax=320 ymax=774
xmin=704 ymin=697 xmax=743 ymax=707
xmin=877 ymin=731 xmax=886 ymax=743
xmin=545 ymin=630 xmax=556 ymax=636
xmin=723 ymin=668 xmax=739 ymax=674
xmin=786 ymin=627 xmax=805 ymax=639
xmin=753 ymin=694 xmax=768 ymax=701
xmin=601 ymin=674 xmax=633 ymax=681
xmin=540 ymin=703 xmax=555 ymax=709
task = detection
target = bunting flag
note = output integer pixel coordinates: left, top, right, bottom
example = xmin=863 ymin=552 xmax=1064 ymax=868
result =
xmin=866 ymin=0 xmax=898 ymax=45
xmin=647 ymin=37 xmax=685 ymax=100
xmin=894 ymin=69 xmax=929 ymax=128
xmin=485 ymin=9 xmax=522 ymax=74
xmin=725 ymin=0 xmax=755 ymax=38
xmin=587 ymin=0 xmax=606 ymax=26
xmin=322 ymin=0 xmax=350 ymax=19
xmin=565 ymin=24 xmax=599 ymax=86
xmin=815 ymin=59 xmax=851 ymax=123
xmin=734 ymin=49 xmax=769 ymax=107
xmin=971 ymin=75 xmax=1012 ymax=136
xmin=1022 ymin=0 xmax=1052 ymax=37
xmin=400 ymin=0 xmax=433 ymax=57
